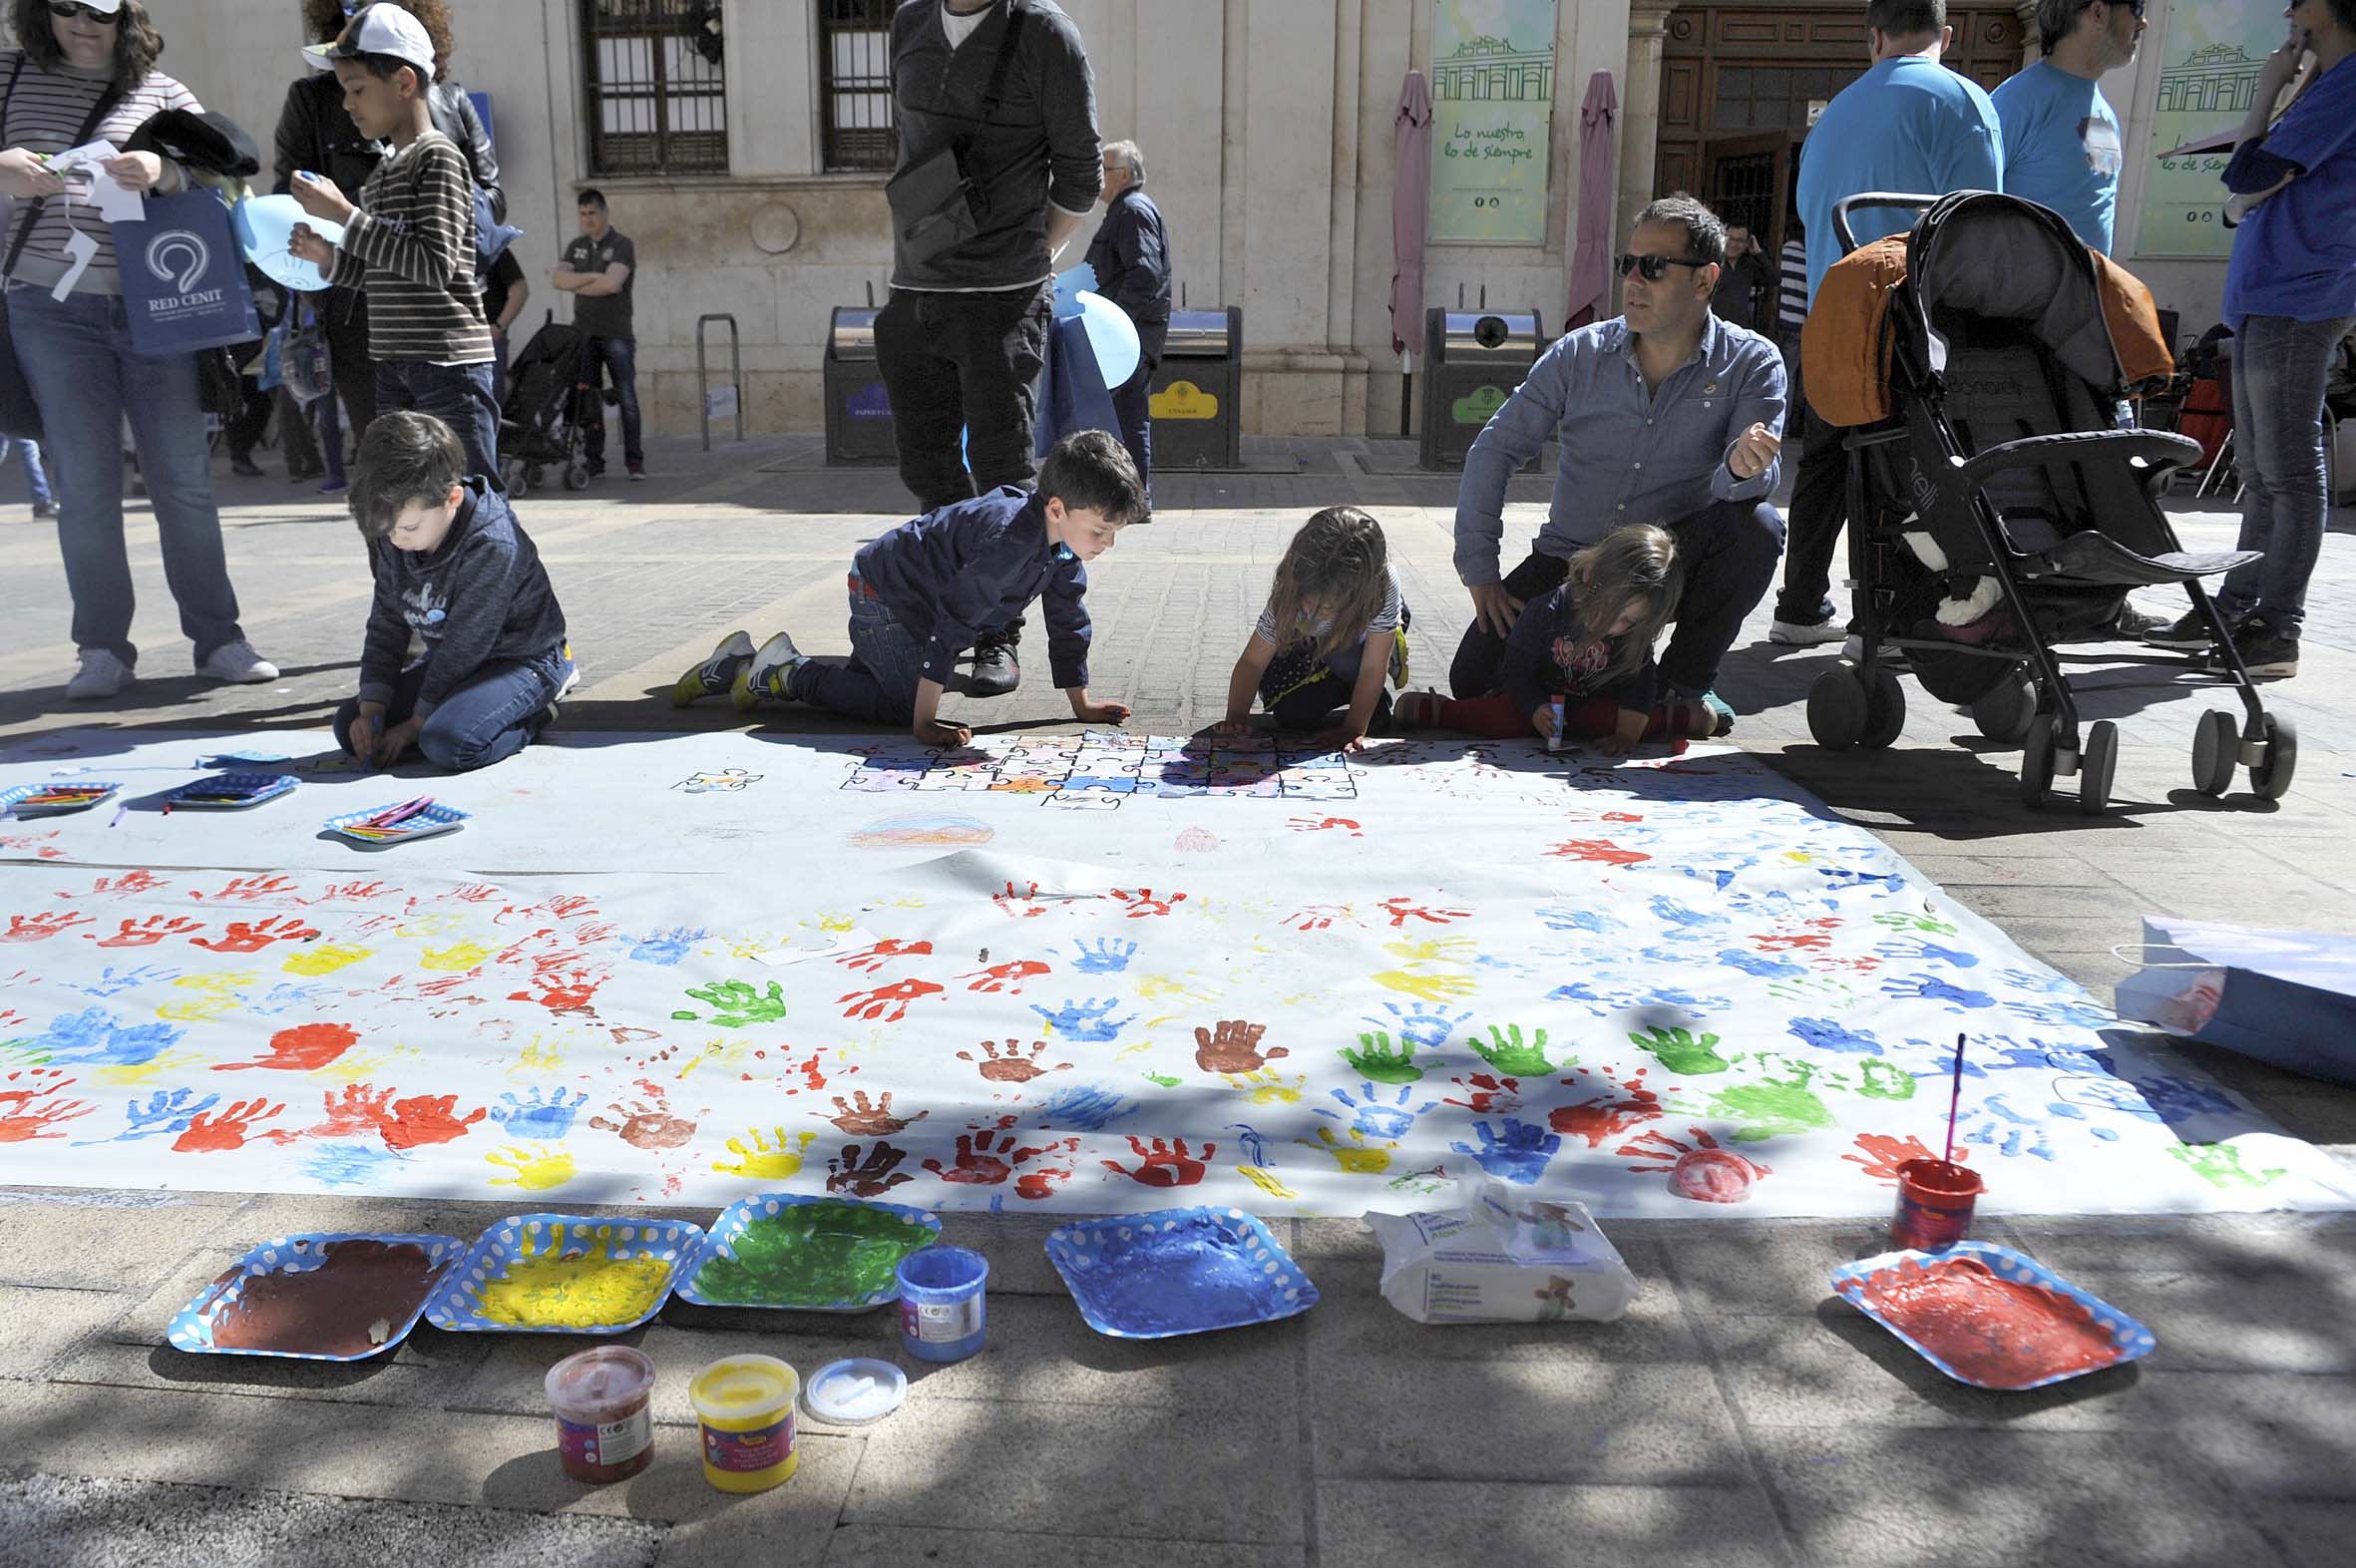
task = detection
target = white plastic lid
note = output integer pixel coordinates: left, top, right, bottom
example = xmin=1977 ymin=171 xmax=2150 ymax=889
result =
xmin=802 ymin=1357 xmax=908 ymax=1425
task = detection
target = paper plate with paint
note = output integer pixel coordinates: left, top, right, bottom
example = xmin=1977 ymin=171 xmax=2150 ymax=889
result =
xmin=679 ymin=1193 xmax=943 ymax=1312
xmin=1831 ymin=1241 xmax=2157 ymax=1391
xmin=1044 ymin=1206 xmax=1319 ymax=1339
xmin=426 ymin=1213 xmax=703 ymax=1335
xmin=164 ymin=772 xmax=299 ymax=811
xmin=234 ymin=194 xmax=344 ymax=292
xmin=167 ymin=1232 xmax=464 ymax=1361
xmin=1 ymin=781 xmax=121 ymax=818
xmin=322 ymin=799 xmax=470 ymax=847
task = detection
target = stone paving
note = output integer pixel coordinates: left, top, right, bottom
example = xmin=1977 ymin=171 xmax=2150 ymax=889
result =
xmin=0 ymin=435 xmax=2351 ymax=1567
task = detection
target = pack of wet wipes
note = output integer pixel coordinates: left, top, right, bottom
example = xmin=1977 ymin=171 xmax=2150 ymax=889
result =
xmin=1365 ymin=1181 xmax=1635 ymax=1325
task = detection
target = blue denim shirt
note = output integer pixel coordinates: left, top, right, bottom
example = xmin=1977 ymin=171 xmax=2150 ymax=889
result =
xmin=853 ymin=487 xmax=1091 ymax=690
xmin=1453 ymin=314 xmax=1787 ymax=585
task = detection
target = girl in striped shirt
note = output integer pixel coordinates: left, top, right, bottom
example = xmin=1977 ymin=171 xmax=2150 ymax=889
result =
xmin=1211 ymin=506 xmax=1410 ymax=752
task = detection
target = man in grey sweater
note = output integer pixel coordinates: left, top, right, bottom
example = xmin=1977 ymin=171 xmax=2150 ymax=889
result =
xmin=880 ymin=0 xmax=1101 ymax=696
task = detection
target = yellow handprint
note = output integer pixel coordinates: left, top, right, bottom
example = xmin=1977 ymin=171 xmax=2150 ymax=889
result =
xmin=420 ymin=938 xmax=497 ymax=972
xmin=711 ymin=1127 xmax=818 ymax=1179
xmin=1223 ymin=1069 xmax=1307 ymax=1104
xmin=394 ymin=912 xmax=465 ymax=939
xmin=506 ymin=1035 xmax=566 ymax=1078
xmin=1238 ymin=1165 xmax=1300 ymax=1200
xmin=486 ymin=1144 xmax=578 ymax=1191
xmin=281 ymin=943 xmax=372 ymax=977
xmin=1137 ymin=973 xmax=1219 ymax=1004
xmin=156 ymin=972 xmax=257 ymax=1022
xmin=1371 ymin=969 xmax=1479 ymax=1002
xmin=94 ymin=1048 xmax=204 ymax=1087
xmin=311 ymin=1044 xmax=419 ymax=1083
xmin=815 ymin=911 xmax=860 ymax=933
xmin=1381 ymin=935 xmax=1479 ymax=966
xmin=1298 ymin=1125 xmax=1396 ymax=1174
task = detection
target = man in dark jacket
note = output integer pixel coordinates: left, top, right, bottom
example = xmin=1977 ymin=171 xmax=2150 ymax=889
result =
xmin=880 ymin=0 xmax=1101 ymax=696
xmin=1084 ymin=138 xmax=1171 ymax=499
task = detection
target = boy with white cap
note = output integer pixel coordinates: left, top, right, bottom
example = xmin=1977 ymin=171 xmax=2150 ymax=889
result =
xmin=286 ymin=2 xmax=498 ymax=481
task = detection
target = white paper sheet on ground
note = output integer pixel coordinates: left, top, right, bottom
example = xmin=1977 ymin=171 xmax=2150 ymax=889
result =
xmin=0 ymin=728 xmax=2345 ymax=1218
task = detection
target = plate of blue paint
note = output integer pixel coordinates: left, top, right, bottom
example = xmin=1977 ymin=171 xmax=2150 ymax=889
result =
xmin=1043 ymin=1206 xmax=1319 ymax=1339
xmin=164 ymin=772 xmax=299 ymax=810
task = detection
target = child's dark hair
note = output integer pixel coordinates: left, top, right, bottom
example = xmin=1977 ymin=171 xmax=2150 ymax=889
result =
xmin=1264 ymin=506 xmax=1390 ymax=660
xmin=1564 ymin=525 xmax=1684 ymax=686
xmin=1036 ymin=430 xmax=1147 ymax=525
xmin=350 ymin=411 xmax=467 ymax=538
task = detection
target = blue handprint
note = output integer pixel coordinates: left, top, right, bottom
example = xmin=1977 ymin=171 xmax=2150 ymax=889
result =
xmin=73 ymin=1087 xmax=220 ymax=1145
xmin=1317 ymin=1082 xmax=1436 ymax=1140
xmin=1029 ymin=996 xmax=1140 ymax=1042
xmin=1817 ymin=867 xmax=1907 ymax=895
xmin=2004 ymin=997 xmax=2112 ymax=1029
xmin=1997 ymin=967 xmax=2077 ymax=995
xmin=1786 ymin=1016 xmax=1884 ymax=1055
xmin=1717 ymin=948 xmax=1805 ymax=980
xmin=1034 ymin=1082 xmax=1141 ymax=1131
xmin=1960 ymin=1094 xmax=2055 ymax=1160
xmin=1547 ymin=981 xmax=1605 ymax=1004
xmin=1366 ymin=1002 xmax=1472 ymax=1050
xmin=2131 ymin=1074 xmax=2239 ymax=1123
xmin=1649 ymin=896 xmax=1726 ymax=930
xmin=489 ymin=1087 xmax=589 ymax=1140
xmin=75 ymin=964 xmax=182 ymax=998
xmin=627 ymin=926 xmax=707 ymax=967
xmin=1535 ymin=905 xmax=1624 ymax=935
xmin=301 ymin=1143 xmax=409 ymax=1190
xmin=1874 ymin=936 xmax=1980 ymax=969
xmin=1977 ymin=1037 xmax=2106 ymax=1075
xmin=252 ymin=981 xmax=331 ymax=1016
xmin=1449 ymin=1117 xmax=1562 ymax=1185
xmin=1070 ymin=937 xmax=1139 ymax=975
xmin=1640 ymin=985 xmax=1729 ymax=1010
xmin=1881 ymin=977 xmax=1995 ymax=1011
xmin=29 ymin=1006 xmax=188 ymax=1067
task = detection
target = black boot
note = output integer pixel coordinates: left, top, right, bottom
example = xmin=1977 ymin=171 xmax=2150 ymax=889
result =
xmin=967 ymin=626 xmax=1021 ymax=698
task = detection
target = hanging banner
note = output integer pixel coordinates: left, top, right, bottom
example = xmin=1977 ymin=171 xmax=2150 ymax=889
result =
xmin=2132 ymin=0 xmax=2286 ymax=258
xmin=1427 ymin=0 xmax=1556 ymax=245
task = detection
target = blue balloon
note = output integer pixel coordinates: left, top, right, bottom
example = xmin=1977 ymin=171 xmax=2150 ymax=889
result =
xmin=1073 ymin=290 xmax=1139 ymax=386
xmin=1052 ymin=262 xmax=1099 ymax=319
xmin=234 ymin=194 xmax=344 ymax=293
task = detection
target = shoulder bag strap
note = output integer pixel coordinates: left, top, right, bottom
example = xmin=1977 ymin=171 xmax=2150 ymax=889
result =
xmin=976 ymin=0 xmax=1027 ymax=125
xmin=5 ymin=66 xmax=129 ymax=278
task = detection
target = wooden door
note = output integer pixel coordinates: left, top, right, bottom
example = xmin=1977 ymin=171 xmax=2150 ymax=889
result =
xmin=1704 ymin=131 xmax=1789 ymax=252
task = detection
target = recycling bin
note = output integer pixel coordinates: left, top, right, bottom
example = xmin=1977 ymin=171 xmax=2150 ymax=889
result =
xmin=1146 ymin=305 xmax=1243 ymax=471
xmin=824 ymin=306 xmax=896 ymax=465
xmin=1418 ymin=307 xmax=1545 ymax=470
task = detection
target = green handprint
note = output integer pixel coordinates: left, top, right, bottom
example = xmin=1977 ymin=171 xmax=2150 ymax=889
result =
xmin=1872 ymin=910 xmax=1958 ymax=938
xmin=1706 ymin=1056 xmax=1833 ymax=1142
xmin=1340 ymin=1030 xmax=1425 ymax=1085
xmin=1471 ymin=1023 xmax=1557 ymax=1077
xmin=670 ymin=978 xmax=790 ymax=1028
xmin=2166 ymin=1141 xmax=2285 ymax=1190
xmin=1627 ymin=1025 xmax=1732 ymax=1075
xmin=1853 ymin=1059 xmax=1916 ymax=1101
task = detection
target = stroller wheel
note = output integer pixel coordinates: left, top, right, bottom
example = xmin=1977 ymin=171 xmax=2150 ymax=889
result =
xmin=1971 ymin=671 xmax=2038 ymax=746
xmin=564 ymin=461 xmax=591 ymax=491
xmin=1806 ymin=668 xmax=1868 ymax=749
xmin=2250 ymin=713 xmax=2298 ymax=801
xmin=2191 ymin=709 xmax=2237 ymax=797
xmin=2020 ymin=714 xmax=2058 ymax=807
xmin=1859 ymin=667 xmax=1906 ymax=750
xmin=2078 ymin=720 xmax=2119 ymax=816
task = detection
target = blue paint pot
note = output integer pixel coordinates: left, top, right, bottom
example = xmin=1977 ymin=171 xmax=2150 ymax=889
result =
xmin=895 ymin=1245 xmax=988 ymax=1364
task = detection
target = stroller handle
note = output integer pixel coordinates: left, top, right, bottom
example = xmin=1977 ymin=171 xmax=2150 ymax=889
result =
xmin=1832 ymin=193 xmax=1940 ymax=255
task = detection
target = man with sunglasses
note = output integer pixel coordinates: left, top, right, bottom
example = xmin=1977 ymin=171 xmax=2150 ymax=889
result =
xmin=1993 ymin=0 xmax=2142 ymax=254
xmin=1449 ymin=196 xmax=1787 ymax=735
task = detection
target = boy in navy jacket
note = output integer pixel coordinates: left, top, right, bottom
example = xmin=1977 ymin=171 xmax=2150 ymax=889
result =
xmin=337 ymin=413 xmax=574 ymax=772
xmin=678 ymin=430 xmax=1142 ymax=746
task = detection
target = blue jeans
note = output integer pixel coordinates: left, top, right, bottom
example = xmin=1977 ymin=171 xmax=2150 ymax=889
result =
xmin=375 ymin=360 xmax=501 ymax=484
xmin=2218 ymin=313 xmax=2355 ymax=633
xmin=790 ymin=588 xmax=928 ymax=725
xmin=6 ymin=437 xmax=51 ymax=507
xmin=333 ymin=645 xmax=569 ymax=773
xmin=580 ymin=335 xmax=642 ymax=469
xmin=5 ymin=286 xmax=246 ymax=665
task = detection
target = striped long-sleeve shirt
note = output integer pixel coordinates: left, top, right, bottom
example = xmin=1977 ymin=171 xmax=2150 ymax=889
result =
xmin=0 ymin=51 xmax=198 ymax=296
xmin=324 ymin=128 xmax=492 ymax=365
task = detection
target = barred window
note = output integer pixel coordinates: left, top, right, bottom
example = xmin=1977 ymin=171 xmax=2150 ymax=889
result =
xmin=820 ymin=0 xmax=898 ymax=173
xmin=583 ymin=0 xmax=729 ymax=176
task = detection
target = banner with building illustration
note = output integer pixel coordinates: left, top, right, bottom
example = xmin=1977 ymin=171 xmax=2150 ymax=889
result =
xmin=2133 ymin=0 xmax=2286 ymax=258
xmin=1427 ymin=0 xmax=1557 ymax=244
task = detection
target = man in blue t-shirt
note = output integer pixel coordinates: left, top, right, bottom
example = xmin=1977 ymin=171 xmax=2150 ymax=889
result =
xmin=1993 ymin=1 xmax=2142 ymax=253
xmin=1769 ymin=0 xmax=2005 ymax=647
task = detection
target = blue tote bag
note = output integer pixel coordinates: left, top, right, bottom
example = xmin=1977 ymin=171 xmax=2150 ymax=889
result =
xmin=112 ymin=189 xmax=259 ymax=358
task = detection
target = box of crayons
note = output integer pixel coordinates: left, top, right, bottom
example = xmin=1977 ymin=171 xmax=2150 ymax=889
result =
xmin=322 ymin=797 xmax=470 ymax=846
xmin=0 ymin=781 xmax=122 ymax=818
xmin=164 ymin=773 xmax=299 ymax=811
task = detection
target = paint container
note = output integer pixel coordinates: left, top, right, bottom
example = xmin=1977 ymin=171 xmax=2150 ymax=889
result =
xmin=895 ymin=1245 xmax=989 ymax=1363
xmin=545 ymin=1346 xmax=655 ymax=1484
xmin=1546 ymin=696 xmax=1568 ymax=754
xmin=1891 ymin=1158 xmax=1985 ymax=1252
xmin=688 ymin=1355 xmax=799 ymax=1493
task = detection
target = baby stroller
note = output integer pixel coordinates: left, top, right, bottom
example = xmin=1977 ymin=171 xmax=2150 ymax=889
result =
xmin=499 ymin=314 xmax=590 ymax=498
xmin=1800 ymin=191 xmax=2291 ymax=814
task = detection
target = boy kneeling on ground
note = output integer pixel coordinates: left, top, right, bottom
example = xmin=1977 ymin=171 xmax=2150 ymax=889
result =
xmin=338 ymin=412 xmax=575 ymax=771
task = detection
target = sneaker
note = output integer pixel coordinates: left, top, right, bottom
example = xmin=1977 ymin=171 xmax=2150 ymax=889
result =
xmin=627 ymin=464 xmax=646 ymax=482
xmin=541 ymin=654 xmax=584 ymax=729
xmin=1768 ymin=616 xmax=1847 ymax=646
xmin=2109 ymin=602 xmax=2166 ymax=640
xmin=198 ymin=639 xmax=278 ymax=684
xmin=2147 ymin=607 xmax=2231 ymax=650
xmin=65 ymin=648 xmax=133 ymax=700
xmin=732 ymin=631 xmax=805 ymax=711
xmin=2209 ymin=617 xmax=2298 ymax=679
xmin=229 ymin=456 xmax=264 ymax=478
xmin=967 ymin=632 xmax=1020 ymax=698
xmin=318 ymin=479 xmax=348 ymax=496
xmin=1392 ymin=689 xmax=1445 ymax=729
xmin=1841 ymin=633 xmax=1912 ymax=670
xmin=30 ymin=499 xmax=52 ymax=519
xmin=672 ymin=629 xmax=755 ymax=707
xmin=1688 ymin=689 xmax=1736 ymax=737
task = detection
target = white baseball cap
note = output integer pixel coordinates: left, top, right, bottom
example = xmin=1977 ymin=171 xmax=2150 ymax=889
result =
xmin=57 ymin=0 xmax=125 ymax=14
xmin=301 ymin=3 xmax=437 ymax=80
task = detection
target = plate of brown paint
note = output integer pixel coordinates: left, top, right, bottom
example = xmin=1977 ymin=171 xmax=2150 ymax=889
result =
xmin=678 ymin=1194 xmax=943 ymax=1312
xmin=167 ymin=1233 xmax=464 ymax=1361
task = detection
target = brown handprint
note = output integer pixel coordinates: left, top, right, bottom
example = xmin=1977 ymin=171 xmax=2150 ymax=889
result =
xmin=589 ymin=1098 xmax=696 ymax=1151
xmin=1192 ymin=1018 xmax=1285 ymax=1074
xmin=817 ymin=1090 xmax=929 ymax=1136
xmin=835 ymin=938 xmax=934 ymax=974
xmin=826 ymin=1140 xmax=914 ymax=1197
xmin=1013 ymin=1141 xmax=1082 ymax=1201
xmin=191 ymin=915 xmax=320 ymax=954
xmin=1443 ymin=1072 xmax=1523 ymax=1114
xmin=1101 ymin=1134 xmax=1213 ymax=1188
xmin=91 ymin=916 xmax=201 ymax=949
xmin=837 ymin=979 xmax=946 ymax=1022
xmin=956 ymin=1038 xmax=1073 ymax=1084
xmin=921 ymin=1127 xmax=1058 ymax=1186
xmin=379 ymin=1093 xmax=489 ymax=1150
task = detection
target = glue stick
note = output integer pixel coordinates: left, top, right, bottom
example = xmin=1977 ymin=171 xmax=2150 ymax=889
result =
xmin=1546 ymin=695 xmax=1567 ymax=753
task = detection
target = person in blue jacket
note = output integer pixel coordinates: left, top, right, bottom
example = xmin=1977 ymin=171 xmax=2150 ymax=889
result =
xmin=1085 ymin=139 xmax=1172 ymax=499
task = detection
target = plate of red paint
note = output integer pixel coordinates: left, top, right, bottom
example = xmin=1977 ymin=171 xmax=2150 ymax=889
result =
xmin=1831 ymin=1240 xmax=2156 ymax=1391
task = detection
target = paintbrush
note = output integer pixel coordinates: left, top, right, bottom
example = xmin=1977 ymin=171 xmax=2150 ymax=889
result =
xmin=1942 ymin=1031 xmax=1966 ymax=1167
xmin=356 ymin=796 xmax=433 ymax=831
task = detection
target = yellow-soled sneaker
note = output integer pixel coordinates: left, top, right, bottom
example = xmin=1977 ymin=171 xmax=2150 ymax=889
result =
xmin=673 ymin=630 xmax=755 ymax=707
xmin=730 ymin=631 xmax=805 ymax=711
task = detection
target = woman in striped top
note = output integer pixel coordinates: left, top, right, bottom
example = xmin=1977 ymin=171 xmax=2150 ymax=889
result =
xmin=0 ymin=0 xmax=272 ymax=700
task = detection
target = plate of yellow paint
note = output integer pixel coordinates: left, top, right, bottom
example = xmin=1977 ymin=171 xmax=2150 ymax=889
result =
xmin=425 ymin=1213 xmax=704 ymax=1335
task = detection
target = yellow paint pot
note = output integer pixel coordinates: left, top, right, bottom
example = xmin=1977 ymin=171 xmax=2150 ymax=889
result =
xmin=688 ymin=1355 xmax=799 ymax=1493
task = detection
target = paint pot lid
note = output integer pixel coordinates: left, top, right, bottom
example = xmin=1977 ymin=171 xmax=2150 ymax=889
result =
xmin=802 ymin=1357 xmax=907 ymax=1425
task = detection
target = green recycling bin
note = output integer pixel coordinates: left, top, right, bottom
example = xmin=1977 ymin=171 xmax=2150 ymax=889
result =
xmin=1418 ymin=307 xmax=1545 ymax=471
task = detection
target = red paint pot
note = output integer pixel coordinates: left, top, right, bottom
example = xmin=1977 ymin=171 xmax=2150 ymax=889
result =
xmin=546 ymin=1346 xmax=655 ymax=1484
xmin=1891 ymin=1158 xmax=1984 ymax=1251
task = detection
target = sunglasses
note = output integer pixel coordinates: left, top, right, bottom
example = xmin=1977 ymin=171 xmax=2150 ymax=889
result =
xmin=1617 ymin=252 xmax=1713 ymax=281
xmin=48 ymin=2 xmax=118 ymax=20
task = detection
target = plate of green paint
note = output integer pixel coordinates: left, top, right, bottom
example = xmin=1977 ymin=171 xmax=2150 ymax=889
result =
xmin=678 ymin=1193 xmax=943 ymax=1312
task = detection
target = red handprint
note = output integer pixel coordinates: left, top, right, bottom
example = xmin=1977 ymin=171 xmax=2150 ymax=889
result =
xmin=1842 ymin=1133 xmax=1970 ymax=1183
xmin=380 ymin=1094 xmax=488 ymax=1150
xmin=1443 ymin=1072 xmax=1523 ymax=1114
xmin=1192 ymin=1018 xmax=1285 ymax=1073
xmin=992 ymin=881 xmax=1048 ymax=918
xmin=90 ymin=916 xmax=201 ymax=949
xmin=817 ymin=1090 xmax=928 ymax=1136
xmin=960 ymin=960 xmax=1050 ymax=994
xmin=60 ymin=870 xmax=169 ymax=900
xmin=1101 ymin=1135 xmax=1213 ymax=1188
xmin=311 ymin=880 xmax=397 ymax=904
xmin=1545 ymin=839 xmax=1651 ymax=867
xmin=1548 ymin=1066 xmax=1671 ymax=1148
xmin=837 ymin=979 xmax=946 ymax=1022
xmin=956 ymin=1038 xmax=1072 ymax=1083
xmin=1110 ymin=887 xmax=1187 ymax=918
xmin=836 ymin=938 xmax=935 ymax=974
xmin=191 ymin=915 xmax=320 ymax=954
xmin=1013 ymin=1141 xmax=1082 ymax=1201
xmin=442 ymin=883 xmax=503 ymax=904
xmin=311 ymin=1084 xmax=398 ymax=1138
xmin=1378 ymin=897 xmax=1471 ymax=928
xmin=0 ymin=1089 xmax=91 ymax=1142
xmin=216 ymin=1022 xmax=360 ymax=1073
xmin=921 ymin=1128 xmax=1061 ymax=1186
xmin=826 ymin=1140 xmax=914 ymax=1197
xmin=196 ymin=875 xmax=296 ymax=902
xmin=1287 ymin=816 xmax=1364 ymax=836
xmin=3 ymin=912 xmax=92 ymax=943
xmin=174 ymin=1098 xmax=285 ymax=1153
xmin=1283 ymin=905 xmax=1355 ymax=932
xmin=509 ymin=968 xmax=607 ymax=1014
xmin=1754 ymin=934 xmax=1830 ymax=953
